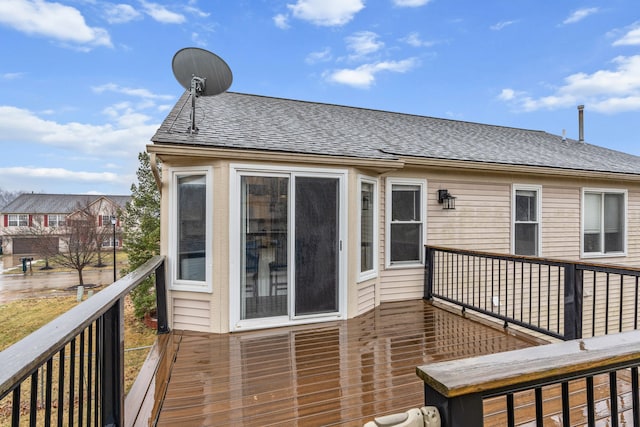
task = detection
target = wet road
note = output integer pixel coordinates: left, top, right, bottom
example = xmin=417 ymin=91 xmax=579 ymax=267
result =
xmin=0 ymin=257 xmax=118 ymax=303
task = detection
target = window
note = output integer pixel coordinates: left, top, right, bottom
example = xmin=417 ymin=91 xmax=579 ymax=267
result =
xmin=48 ymin=214 xmax=66 ymax=227
xmin=513 ymin=185 xmax=541 ymax=256
xmin=102 ymin=215 xmax=112 ymax=226
xmin=170 ymin=167 xmax=212 ymax=292
xmin=386 ymin=178 xmax=426 ymax=266
xmin=358 ymin=177 xmax=378 ymax=281
xmin=583 ymin=189 xmax=626 ymax=256
xmin=8 ymin=214 xmax=28 ymax=227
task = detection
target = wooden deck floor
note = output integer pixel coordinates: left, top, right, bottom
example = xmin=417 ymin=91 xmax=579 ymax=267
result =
xmin=154 ymin=300 xmax=534 ymax=426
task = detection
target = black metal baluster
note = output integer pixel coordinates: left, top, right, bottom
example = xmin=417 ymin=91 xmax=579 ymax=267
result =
xmin=609 ymin=372 xmax=619 ymax=427
xmin=592 ymin=271 xmax=597 ymax=337
xmin=635 ymin=276 xmax=639 ymax=330
xmin=57 ymin=347 xmax=65 ymax=427
xmin=618 ymin=275 xmax=624 ymax=333
xmin=78 ymin=330 xmax=85 ymax=427
xmin=68 ymin=338 xmax=75 ymax=427
xmin=506 ymin=393 xmax=515 ymax=427
xmin=605 ymin=273 xmax=611 ymax=335
xmin=535 ymin=386 xmax=543 ymax=427
xmin=561 ymin=381 xmax=570 ymax=427
xmin=29 ymin=370 xmax=38 ymax=427
xmin=12 ymin=385 xmax=21 ymax=427
xmin=528 ymin=263 xmax=532 ymax=324
xmin=557 ymin=267 xmax=561 ymax=334
xmin=87 ymin=324 xmax=93 ymax=427
xmin=632 ymin=367 xmax=639 ymax=426
xmin=586 ymin=376 xmax=595 ymax=427
xmin=44 ymin=358 xmax=53 ymax=427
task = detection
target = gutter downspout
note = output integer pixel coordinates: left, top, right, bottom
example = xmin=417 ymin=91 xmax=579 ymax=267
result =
xmin=150 ymin=152 xmax=162 ymax=195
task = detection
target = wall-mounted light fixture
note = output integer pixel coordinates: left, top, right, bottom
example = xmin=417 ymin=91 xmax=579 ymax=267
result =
xmin=437 ymin=189 xmax=456 ymax=210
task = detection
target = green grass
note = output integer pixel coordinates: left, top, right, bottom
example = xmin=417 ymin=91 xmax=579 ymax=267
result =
xmin=0 ymin=291 xmax=157 ymax=426
xmin=0 ymin=296 xmax=79 ymax=351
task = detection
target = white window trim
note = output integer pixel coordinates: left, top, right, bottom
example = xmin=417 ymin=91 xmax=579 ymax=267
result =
xmin=48 ymin=214 xmax=66 ymax=228
xmin=581 ymin=187 xmax=627 ymax=259
xmin=511 ymin=184 xmax=542 ymax=257
xmin=358 ymin=175 xmax=378 ymax=282
xmin=9 ymin=214 xmax=28 ymax=227
xmin=385 ymin=177 xmax=427 ymax=269
xmin=168 ymin=166 xmax=214 ymax=293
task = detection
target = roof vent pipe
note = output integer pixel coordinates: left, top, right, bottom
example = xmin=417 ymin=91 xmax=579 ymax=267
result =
xmin=577 ymin=105 xmax=585 ymax=142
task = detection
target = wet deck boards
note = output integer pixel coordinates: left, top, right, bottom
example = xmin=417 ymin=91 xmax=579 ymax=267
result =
xmin=155 ymin=300 xmax=533 ymax=426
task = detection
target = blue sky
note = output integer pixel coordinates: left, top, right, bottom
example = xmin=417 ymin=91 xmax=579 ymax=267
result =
xmin=1 ymin=0 xmax=639 ymax=195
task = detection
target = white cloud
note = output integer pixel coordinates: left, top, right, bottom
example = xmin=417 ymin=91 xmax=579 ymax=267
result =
xmin=393 ymin=0 xmax=431 ymax=6
xmin=139 ymin=0 xmax=185 ymax=24
xmin=2 ymin=72 xmax=25 ymax=80
xmin=183 ymin=4 xmax=209 ymax=18
xmin=104 ymin=3 xmax=141 ymax=24
xmin=325 ymin=58 xmax=418 ymax=88
xmin=306 ymin=47 xmax=332 ymax=64
xmin=191 ymin=31 xmax=206 ymax=46
xmin=402 ymin=32 xmax=436 ymax=47
xmin=0 ymin=105 xmax=157 ymax=156
xmin=490 ymin=20 xmax=518 ymax=31
xmin=0 ymin=167 xmax=123 ymax=184
xmin=287 ymin=0 xmax=364 ymax=26
xmin=346 ymin=31 xmax=384 ymax=58
xmin=273 ymin=13 xmax=290 ymax=29
xmin=0 ymin=0 xmax=112 ymax=48
xmin=498 ymin=89 xmax=516 ymax=101
xmin=499 ymin=55 xmax=640 ymax=114
xmin=562 ymin=7 xmax=599 ymax=25
xmin=613 ymin=23 xmax=640 ymax=46
xmin=91 ymin=83 xmax=174 ymax=100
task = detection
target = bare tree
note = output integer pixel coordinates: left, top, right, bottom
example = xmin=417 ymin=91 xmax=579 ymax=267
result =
xmin=84 ymin=200 xmax=119 ymax=268
xmin=0 ymin=188 xmax=23 ymax=209
xmin=55 ymin=205 xmax=99 ymax=286
xmin=19 ymin=216 xmax=59 ymax=270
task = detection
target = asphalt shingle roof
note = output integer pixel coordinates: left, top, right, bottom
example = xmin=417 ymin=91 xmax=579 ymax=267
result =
xmin=2 ymin=194 xmax=131 ymax=214
xmin=152 ymin=92 xmax=640 ymax=176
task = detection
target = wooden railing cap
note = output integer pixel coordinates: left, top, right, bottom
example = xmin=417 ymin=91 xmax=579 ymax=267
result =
xmin=417 ymin=330 xmax=640 ymax=398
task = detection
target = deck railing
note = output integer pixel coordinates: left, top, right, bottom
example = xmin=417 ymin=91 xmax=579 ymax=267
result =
xmin=424 ymin=245 xmax=640 ymax=340
xmin=417 ymin=330 xmax=640 ymax=427
xmin=0 ymin=255 xmax=168 ymax=427
xmin=422 ymin=246 xmax=640 ymax=426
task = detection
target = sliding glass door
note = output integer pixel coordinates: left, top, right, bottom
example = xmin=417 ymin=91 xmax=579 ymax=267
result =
xmin=235 ymin=169 xmax=344 ymax=328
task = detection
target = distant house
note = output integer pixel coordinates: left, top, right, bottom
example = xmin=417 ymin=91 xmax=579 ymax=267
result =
xmin=0 ymin=193 xmax=130 ymax=255
xmin=148 ymin=91 xmax=640 ymax=334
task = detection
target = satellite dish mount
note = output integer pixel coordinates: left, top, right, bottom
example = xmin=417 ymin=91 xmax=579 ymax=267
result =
xmin=188 ymin=75 xmax=206 ymax=133
xmin=172 ymin=47 xmax=233 ymax=134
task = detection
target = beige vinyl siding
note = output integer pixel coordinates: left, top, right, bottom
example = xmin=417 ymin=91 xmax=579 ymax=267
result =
xmin=541 ymin=186 xmax=580 ymax=259
xmin=428 ymin=180 xmax=511 ymax=252
xmin=626 ymin=188 xmax=640 ymax=266
xmin=172 ymin=297 xmax=211 ymax=332
xmin=357 ymin=282 xmax=376 ymax=315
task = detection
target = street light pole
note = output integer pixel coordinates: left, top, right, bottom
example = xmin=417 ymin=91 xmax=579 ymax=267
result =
xmin=111 ymin=216 xmax=117 ymax=282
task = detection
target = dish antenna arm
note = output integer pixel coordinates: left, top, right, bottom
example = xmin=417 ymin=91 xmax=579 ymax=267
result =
xmin=189 ymin=75 xmax=206 ymax=133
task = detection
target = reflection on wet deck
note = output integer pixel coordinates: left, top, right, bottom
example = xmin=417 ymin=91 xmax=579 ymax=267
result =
xmin=155 ymin=300 xmax=534 ymax=426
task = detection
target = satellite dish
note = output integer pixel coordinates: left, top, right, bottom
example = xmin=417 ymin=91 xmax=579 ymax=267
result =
xmin=171 ymin=47 xmax=233 ymax=133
